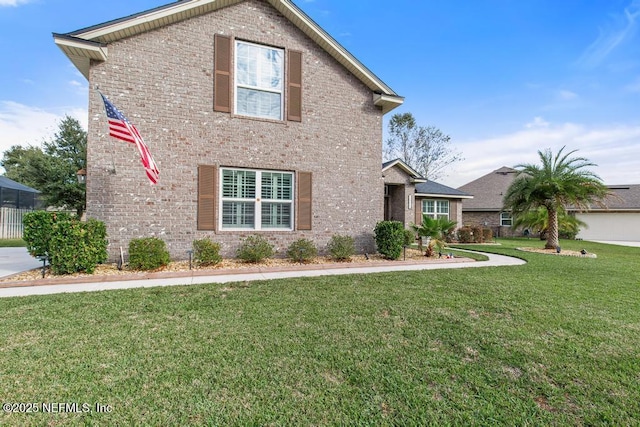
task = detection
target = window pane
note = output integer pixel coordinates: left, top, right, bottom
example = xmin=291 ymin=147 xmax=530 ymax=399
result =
xmin=236 ymin=88 xmax=282 ymax=120
xmin=222 ymin=169 xmax=255 ymax=199
xmin=235 ymin=41 xmax=283 ymax=120
xmin=262 ymin=202 xmax=292 ymax=229
xmin=222 ymin=201 xmax=255 ymax=228
xmin=437 ymin=201 xmax=449 ymax=214
xmin=423 ymin=200 xmax=435 ymax=214
xmin=262 ymin=172 xmax=292 ymax=200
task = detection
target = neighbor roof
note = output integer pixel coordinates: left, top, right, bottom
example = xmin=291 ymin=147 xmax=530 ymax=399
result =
xmin=575 ymin=184 xmax=640 ymax=211
xmin=415 ymin=181 xmax=472 ymax=199
xmin=457 ymin=166 xmax=517 ymax=211
xmin=0 ymin=176 xmax=40 ymax=193
xmin=53 ymin=0 xmax=403 ymax=113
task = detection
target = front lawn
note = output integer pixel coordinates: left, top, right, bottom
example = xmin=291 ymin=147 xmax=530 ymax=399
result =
xmin=1 ymin=239 xmax=638 ymax=425
xmin=0 ymin=239 xmax=26 ymax=247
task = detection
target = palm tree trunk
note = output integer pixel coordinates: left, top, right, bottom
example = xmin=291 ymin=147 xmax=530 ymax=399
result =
xmin=545 ymin=207 xmax=559 ymax=249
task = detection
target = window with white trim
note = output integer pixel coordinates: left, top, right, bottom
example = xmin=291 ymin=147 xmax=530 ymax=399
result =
xmin=235 ymin=41 xmax=284 ymax=120
xmin=500 ymin=212 xmax=513 ymax=226
xmin=220 ymin=168 xmax=293 ymax=230
xmin=422 ymin=199 xmax=449 ymax=219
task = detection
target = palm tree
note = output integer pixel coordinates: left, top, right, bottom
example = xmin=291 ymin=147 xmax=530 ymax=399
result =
xmin=411 ymin=215 xmax=457 ymax=256
xmin=512 ymin=206 xmax=586 ymax=240
xmin=503 ymin=146 xmax=610 ymax=249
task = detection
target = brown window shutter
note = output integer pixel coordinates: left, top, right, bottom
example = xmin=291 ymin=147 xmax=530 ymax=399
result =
xmin=287 ymin=50 xmax=302 ymax=122
xmin=297 ymin=171 xmax=312 ymax=230
xmin=198 ymin=165 xmax=217 ymax=231
xmin=214 ymin=34 xmax=232 ymax=113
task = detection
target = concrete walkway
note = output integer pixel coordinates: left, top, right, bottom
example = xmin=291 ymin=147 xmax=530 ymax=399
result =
xmin=0 ymin=247 xmax=42 ymax=279
xmin=0 ymin=249 xmax=525 ymax=298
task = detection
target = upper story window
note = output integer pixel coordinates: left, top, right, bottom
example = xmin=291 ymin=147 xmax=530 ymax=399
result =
xmin=423 ymin=199 xmax=449 ymax=220
xmin=235 ymin=41 xmax=284 ymax=120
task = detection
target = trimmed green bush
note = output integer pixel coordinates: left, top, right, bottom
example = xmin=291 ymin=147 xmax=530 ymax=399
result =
xmin=128 ymin=237 xmax=171 ymax=271
xmin=286 ymin=238 xmax=318 ymax=263
xmin=193 ymin=238 xmax=222 ymax=267
xmin=236 ymin=235 xmax=274 ymax=263
xmin=374 ymin=221 xmax=405 ymax=260
xmin=49 ymin=218 xmax=108 ymax=275
xmin=23 ymin=211 xmax=72 ymax=257
xmin=327 ymin=234 xmax=355 ymax=261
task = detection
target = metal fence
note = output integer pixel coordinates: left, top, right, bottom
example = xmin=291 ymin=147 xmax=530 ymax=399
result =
xmin=0 ymin=207 xmax=31 ymax=239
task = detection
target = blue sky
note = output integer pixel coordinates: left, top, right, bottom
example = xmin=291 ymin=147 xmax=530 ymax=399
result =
xmin=1 ymin=0 xmax=639 ymax=187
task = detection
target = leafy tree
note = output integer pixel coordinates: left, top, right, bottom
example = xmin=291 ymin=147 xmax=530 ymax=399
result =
xmin=513 ymin=206 xmax=586 ymax=240
xmin=503 ymin=146 xmax=609 ymax=249
xmin=411 ymin=215 xmax=457 ymax=256
xmin=384 ymin=112 xmax=463 ymax=181
xmin=1 ymin=116 xmax=86 ymax=216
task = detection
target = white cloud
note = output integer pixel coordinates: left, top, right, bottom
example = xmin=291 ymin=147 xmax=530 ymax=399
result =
xmin=0 ymin=0 xmax=31 ymax=6
xmin=0 ymin=101 xmax=87 ymax=170
xmin=558 ymin=90 xmax=578 ymax=101
xmin=443 ymin=118 xmax=640 ymax=188
xmin=578 ymin=0 xmax=640 ymax=67
xmin=526 ymin=116 xmax=550 ymax=128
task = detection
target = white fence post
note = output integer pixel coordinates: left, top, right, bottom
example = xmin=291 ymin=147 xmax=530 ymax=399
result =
xmin=0 ymin=207 xmax=31 ymax=239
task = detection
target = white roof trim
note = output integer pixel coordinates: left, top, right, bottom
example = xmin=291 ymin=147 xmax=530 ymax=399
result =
xmin=382 ymin=159 xmax=424 ymax=180
xmin=416 ymin=192 xmax=474 ymax=199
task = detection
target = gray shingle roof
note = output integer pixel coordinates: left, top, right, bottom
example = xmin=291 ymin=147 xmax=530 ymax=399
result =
xmin=0 ymin=176 xmax=40 ymax=193
xmin=415 ymin=181 xmax=472 ymax=198
xmin=589 ymin=185 xmax=640 ymax=210
xmin=457 ymin=167 xmax=518 ymax=211
xmin=458 ymin=167 xmax=640 ymax=211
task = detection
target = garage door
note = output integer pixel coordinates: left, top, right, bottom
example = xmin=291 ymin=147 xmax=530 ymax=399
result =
xmin=576 ymin=212 xmax=640 ymax=241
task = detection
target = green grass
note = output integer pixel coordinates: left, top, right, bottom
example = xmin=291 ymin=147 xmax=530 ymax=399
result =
xmin=1 ymin=239 xmax=639 ymax=425
xmin=0 ymin=239 xmax=26 ymax=247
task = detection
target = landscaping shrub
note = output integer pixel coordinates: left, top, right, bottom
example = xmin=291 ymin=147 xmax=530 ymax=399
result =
xmin=482 ymin=227 xmax=493 ymax=242
xmin=236 ymin=235 xmax=274 ymax=263
xmin=327 ymin=234 xmax=355 ymax=261
xmin=23 ymin=211 xmax=73 ymax=257
xmin=471 ymin=226 xmax=484 ymax=243
xmin=374 ymin=221 xmax=404 ymax=260
xmin=49 ymin=218 xmax=108 ymax=275
xmin=403 ymin=229 xmax=416 ymax=247
xmin=457 ymin=226 xmax=474 ymax=243
xmin=128 ymin=237 xmax=171 ymax=271
xmin=192 ymin=238 xmax=222 ymax=267
xmin=286 ymin=238 xmax=318 ymax=263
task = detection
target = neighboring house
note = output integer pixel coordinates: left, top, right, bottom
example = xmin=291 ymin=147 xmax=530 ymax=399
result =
xmin=0 ymin=176 xmax=40 ymax=210
xmin=53 ymin=0 xmax=403 ymax=258
xmin=457 ymin=166 xmax=520 ymax=237
xmin=459 ymin=167 xmax=640 ymax=242
xmin=574 ymin=185 xmax=640 ymax=241
xmin=0 ymin=176 xmax=41 ymax=239
xmin=382 ymin=159 xmax=472 ymax=229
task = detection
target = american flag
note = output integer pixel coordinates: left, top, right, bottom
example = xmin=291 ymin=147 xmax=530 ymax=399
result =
xmin=99 ymin=92 xmax=160 ymax=184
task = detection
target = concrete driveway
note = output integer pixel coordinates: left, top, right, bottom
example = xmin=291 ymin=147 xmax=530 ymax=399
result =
xmin=591 ymin=241 xmax=640 ymax=248
xmin=0 ymin=247 xmax=42 ymax=279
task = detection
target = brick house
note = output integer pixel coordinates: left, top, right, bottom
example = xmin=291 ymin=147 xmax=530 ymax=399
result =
xmin=457 ymin=166 xmax=521 ymax=237
xmin=54 ymin=0 xmax=403 ymax=258
xmin=383 ymin=159 xmax=472 ymax=229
